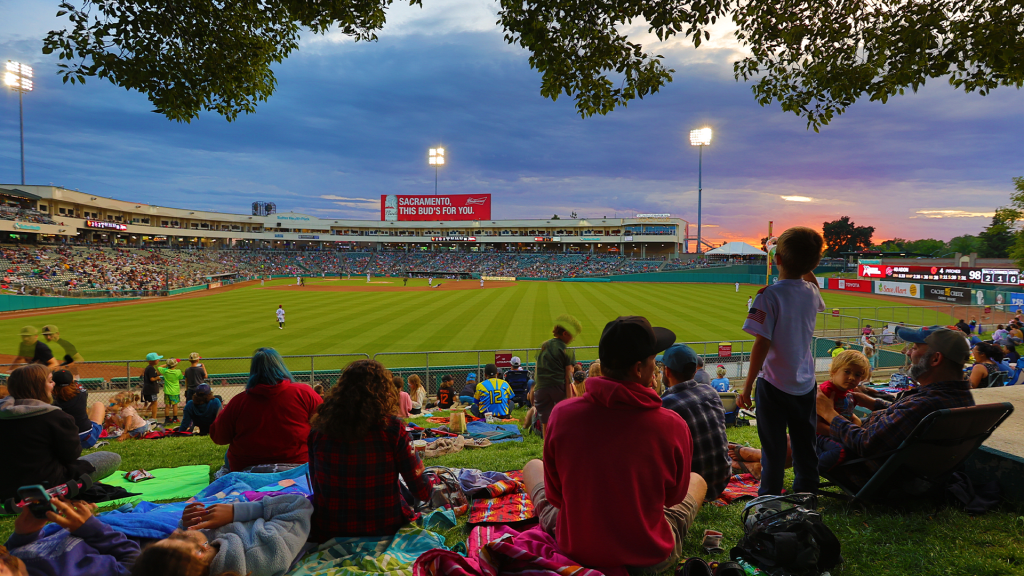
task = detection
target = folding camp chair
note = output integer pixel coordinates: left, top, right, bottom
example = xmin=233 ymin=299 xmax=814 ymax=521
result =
xmin=719 ymin=392 xmax=738 ymax=426
xmin=818 ymin=402 xmax=1014 ymax=503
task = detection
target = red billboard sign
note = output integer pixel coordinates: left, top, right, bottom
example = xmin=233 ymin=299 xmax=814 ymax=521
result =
xmin=827 ymin=278 xmax=873 ymax=292
xmin=718 ymin=343 xmax=732 ymax=358
xmin=381 ymin=194 xmax=491 ymax=221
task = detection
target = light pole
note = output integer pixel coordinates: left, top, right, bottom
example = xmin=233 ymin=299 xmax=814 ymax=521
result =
xmin=689 ymin=127 xmax=712 ymax=254
xmin=4 ymin=61 xmax=33 ymax=185
xmin=428 ymin=147 xmax=445 ymax=195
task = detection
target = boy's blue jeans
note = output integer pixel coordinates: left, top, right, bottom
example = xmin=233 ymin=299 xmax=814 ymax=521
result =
xmin=754 ymin=377 xmax=819 ymax=496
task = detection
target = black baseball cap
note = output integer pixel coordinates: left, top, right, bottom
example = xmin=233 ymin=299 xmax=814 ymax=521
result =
xmin=599 ymin=316 xmax=676 ymax=370
xmin=52 ymin=369 xmax=75 ymax=387
xmin=484 ymin=363 xmax=498 ymax=376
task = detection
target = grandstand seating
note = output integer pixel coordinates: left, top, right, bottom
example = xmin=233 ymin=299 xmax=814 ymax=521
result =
xmin=0 ymin=244 xmax=686 ymax=292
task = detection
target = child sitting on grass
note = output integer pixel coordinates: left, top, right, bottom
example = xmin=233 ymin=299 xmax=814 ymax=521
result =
xmin=436 ymin=374 xmax=455 ymax=409
xmin=108 ymin=392 xmax=149 ymax=441
xmin=307 ymin=359 xmax=432 ymax=543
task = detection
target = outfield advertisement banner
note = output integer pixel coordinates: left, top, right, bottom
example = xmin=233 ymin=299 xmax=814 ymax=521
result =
xmin=922 ymin=284 xmax=972 ymax=304
xmin=482 ymin=276 xmax=516 ymax=281
xmin=874 ymin=281 xmax=921 ymax=299
xmin=827 ymin=278 xmax=873 ymax=292
xmin=1007 ymin=293 xmax=1024 ymax=309
xmin=381 ymin=194 xmax=491 ymax=221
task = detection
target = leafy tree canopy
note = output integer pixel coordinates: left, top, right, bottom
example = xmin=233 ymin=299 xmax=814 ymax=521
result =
xmin=823 ymin=216 xmax=874 ymax=257
xmin=42 ymin=0 xmax=1024 ymax=125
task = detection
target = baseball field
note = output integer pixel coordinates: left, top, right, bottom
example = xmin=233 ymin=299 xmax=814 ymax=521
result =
xmin=1 ymin=278 xmax=952 ymax=361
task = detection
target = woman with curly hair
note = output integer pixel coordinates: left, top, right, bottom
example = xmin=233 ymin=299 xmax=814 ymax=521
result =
xmin=307 ymin=360 xmax=432 ymax=543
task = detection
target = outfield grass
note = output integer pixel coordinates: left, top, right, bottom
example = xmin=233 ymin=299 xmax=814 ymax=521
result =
xmin=0 ymin=279 xmax=950 ymax=360
xmin=2 ymin=412 xmax=1021 ymax=576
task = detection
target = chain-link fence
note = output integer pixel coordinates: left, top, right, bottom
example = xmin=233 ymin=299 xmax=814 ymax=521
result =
xmin=0 ymin=333 xmax=917 ymax=411
xmin=0 ymin=353 xmax=370 ymax=407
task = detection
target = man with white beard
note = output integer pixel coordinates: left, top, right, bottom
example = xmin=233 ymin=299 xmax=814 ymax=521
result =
xmin=816 ymin=326 xmax=975 ymax=487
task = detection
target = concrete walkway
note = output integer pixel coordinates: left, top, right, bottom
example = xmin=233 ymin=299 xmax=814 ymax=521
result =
xmin=973 ymin=385 xmax=1023 ymax=456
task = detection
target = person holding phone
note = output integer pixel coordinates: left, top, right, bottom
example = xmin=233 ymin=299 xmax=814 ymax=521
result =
xmin=0 ymin=365 xmax=121 ymax=501
xmin=2 ymin=497 xmax=140 ymax=576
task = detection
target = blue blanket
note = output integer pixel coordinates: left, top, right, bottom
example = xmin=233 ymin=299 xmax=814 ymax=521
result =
xmin=43 ymin=465 xmax=312 ymax=540
xmin=465 ymin=421 xmax=523 ymax=444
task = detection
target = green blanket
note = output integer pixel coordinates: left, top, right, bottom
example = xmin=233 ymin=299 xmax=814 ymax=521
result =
xmin=101 ymin=465 xmax=211 ymax=506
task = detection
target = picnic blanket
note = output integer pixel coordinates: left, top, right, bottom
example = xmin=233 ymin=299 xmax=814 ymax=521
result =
xmin=710 ymin=473 xmax=761 ymax=507
xmin=95 ymin=465 xmax=211 ymax=507
xmin=465 ymin=422 xmax=523 ymax=444
xmin=467 ymin=471 xmax=535 ymax=525
xmin=290 ymin=525 xmax=453 ymax=576
xmin=426 ymin=416 xmax=480 ymax=424
xmin=39 ymin=465 xmax=312 ymax=540
xmin=414 ymin=524 xmax=625 ymax=576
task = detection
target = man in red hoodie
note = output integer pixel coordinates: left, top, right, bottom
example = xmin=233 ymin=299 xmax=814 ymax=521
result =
xmin=524 ymin=316 xmax=706 ymax=572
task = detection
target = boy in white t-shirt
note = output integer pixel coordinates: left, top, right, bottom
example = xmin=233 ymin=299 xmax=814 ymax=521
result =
xmin=738 ymin=226 xmax=825 ymax=496
xmin=276 ymin=305 xmax=285 ymax=329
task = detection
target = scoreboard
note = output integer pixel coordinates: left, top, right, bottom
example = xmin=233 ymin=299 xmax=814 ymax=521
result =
xmin=858 ymin=264 xmax=1020 ymax=286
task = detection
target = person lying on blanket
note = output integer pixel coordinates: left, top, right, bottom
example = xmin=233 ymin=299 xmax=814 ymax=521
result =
xmin=729 ymin=326 xmax=975 ymax=490
xmin=307 ymin=359 xmax=432 ymax=543
xmin=1 ymin=492 xmax=312 ymax=576
xmin=524 ymin=316 xmax=708 ymax=573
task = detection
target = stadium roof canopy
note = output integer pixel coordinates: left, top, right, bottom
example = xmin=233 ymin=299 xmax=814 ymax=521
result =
xmin=704 ymin=241 xmax=766 ymax=256
xmin=0 ymin=187 xmax=41 ymax=200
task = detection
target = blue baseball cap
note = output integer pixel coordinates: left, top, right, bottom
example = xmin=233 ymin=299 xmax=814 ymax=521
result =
xmin=896 ymin=325 xmax=971 ymax=364
xmin=467 ymin=372 xmax=477 ymax=381
xmin=145 ymin=352 xmax=163 ymax=361
xmin=659 ymin=344 xmax=700 ymax=373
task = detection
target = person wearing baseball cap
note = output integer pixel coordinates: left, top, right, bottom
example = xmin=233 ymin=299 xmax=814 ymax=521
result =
xmin=533 ymin=314 xmax=583 ymax=435
xmin=179 ymin=383 xmax=222 ymax=435
xmin=660 ymin=344 xmax=731 ymax=502
xmin=41 ymin=325 xmax=85 ymax=369
xmin=815 ymin=325 xmax=975 ymax=487
xmin=458 ymin=372 xmax=479 ymax=406
xmin=523 ymin=316 xmax=707 ymax=572
xmin=51 ymin=368 xmax=106 ymax=450
xmin=503 ymin=355 xmax=532 ymax=409
xmin=12 ymin=326 xmax=58 ymax=371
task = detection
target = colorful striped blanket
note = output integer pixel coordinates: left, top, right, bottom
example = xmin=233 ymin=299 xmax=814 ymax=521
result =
xmin=467 ymin=470 xmax=535 ymax=525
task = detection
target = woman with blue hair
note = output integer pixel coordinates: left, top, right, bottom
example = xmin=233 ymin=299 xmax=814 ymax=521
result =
xmin=210 ymin=348 xmax=322 ymax=475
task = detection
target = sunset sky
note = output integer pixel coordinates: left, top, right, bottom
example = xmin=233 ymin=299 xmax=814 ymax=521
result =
xmin=1 ymin=2 xmax=1021 ymax=247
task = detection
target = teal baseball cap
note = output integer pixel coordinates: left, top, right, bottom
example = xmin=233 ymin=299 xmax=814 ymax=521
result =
xmin=145 ymin=352 xmax=163 ymax=361
xmin=659 ymin=344 xmax=700 ymax=373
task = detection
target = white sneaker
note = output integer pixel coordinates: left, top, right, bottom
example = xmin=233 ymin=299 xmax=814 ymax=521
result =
xmin=279 ymin=326 xmax=283 ymax=329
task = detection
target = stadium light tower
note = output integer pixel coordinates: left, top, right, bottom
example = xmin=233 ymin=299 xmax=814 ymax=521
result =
xmin=689 ymin=127 xmax=712 ymax=254
xmin=5 ymin=61 xmax=33 ymax=185
xmin=428 ymin=147 xmax=445 ymax=195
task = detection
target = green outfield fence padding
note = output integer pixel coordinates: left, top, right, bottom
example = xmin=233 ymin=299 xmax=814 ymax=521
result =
xmin=561 ymin=277 xmax=612 ymax=283
xmin=166 ymin=284 xmax=210 ymax=296
xmin=606 ymin=272 xmax=766 ymax=284
xmin=0 ymin=294 xmax=137 ymax=312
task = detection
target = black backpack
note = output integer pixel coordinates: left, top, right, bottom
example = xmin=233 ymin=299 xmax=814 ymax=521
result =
xmin=730 ymin=494 xmax=842 ymax=576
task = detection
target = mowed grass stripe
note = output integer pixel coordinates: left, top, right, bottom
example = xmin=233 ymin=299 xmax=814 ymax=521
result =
xmin=0 ymin=280 xmax=950 ymax=360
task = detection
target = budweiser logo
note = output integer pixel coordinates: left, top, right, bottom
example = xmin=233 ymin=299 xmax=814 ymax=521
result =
xmin=465 ymin=197 xmax=487 ymax=206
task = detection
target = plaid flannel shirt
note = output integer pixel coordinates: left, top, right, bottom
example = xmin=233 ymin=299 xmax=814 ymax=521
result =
xmin=662 ymin=380 xmax=732 ymax=501
xmin=830 ymin=379 xmax=975 ymax=459
xmin=308 ymin=415 xmax=432 ymax=541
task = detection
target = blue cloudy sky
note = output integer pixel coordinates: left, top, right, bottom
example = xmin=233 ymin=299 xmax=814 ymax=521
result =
xmin=1 ymin=1 xmax=1021 ymax=245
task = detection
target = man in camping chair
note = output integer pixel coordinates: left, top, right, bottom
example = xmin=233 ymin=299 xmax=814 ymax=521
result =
xmin=816 ymin=326 xmax=975 ymax=487
xmin=503 ymin=356 xmax=532 ymax=408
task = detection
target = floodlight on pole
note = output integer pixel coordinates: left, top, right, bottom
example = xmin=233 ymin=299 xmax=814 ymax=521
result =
xmin=428 ymin=147 xmax=445 ymax=195
xmin=5 ymin=61 xmax=33 ymax=185
xmin=688 ymin=127 xmax=712 ymax=254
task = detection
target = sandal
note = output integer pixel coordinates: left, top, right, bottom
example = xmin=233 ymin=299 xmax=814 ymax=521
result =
xmin=678 ymin=557 xmax=712 ymax=576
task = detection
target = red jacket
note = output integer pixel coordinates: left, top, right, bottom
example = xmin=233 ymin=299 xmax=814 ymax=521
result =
xmin=544 ymin=376 xmax=692 ymax=569
xmin=210 ymin=379 xmax=323 ymax=471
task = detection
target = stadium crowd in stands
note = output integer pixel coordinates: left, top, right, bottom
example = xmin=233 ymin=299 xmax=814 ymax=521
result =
xmin=0 ymin=244 xmax=748 ymax=294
